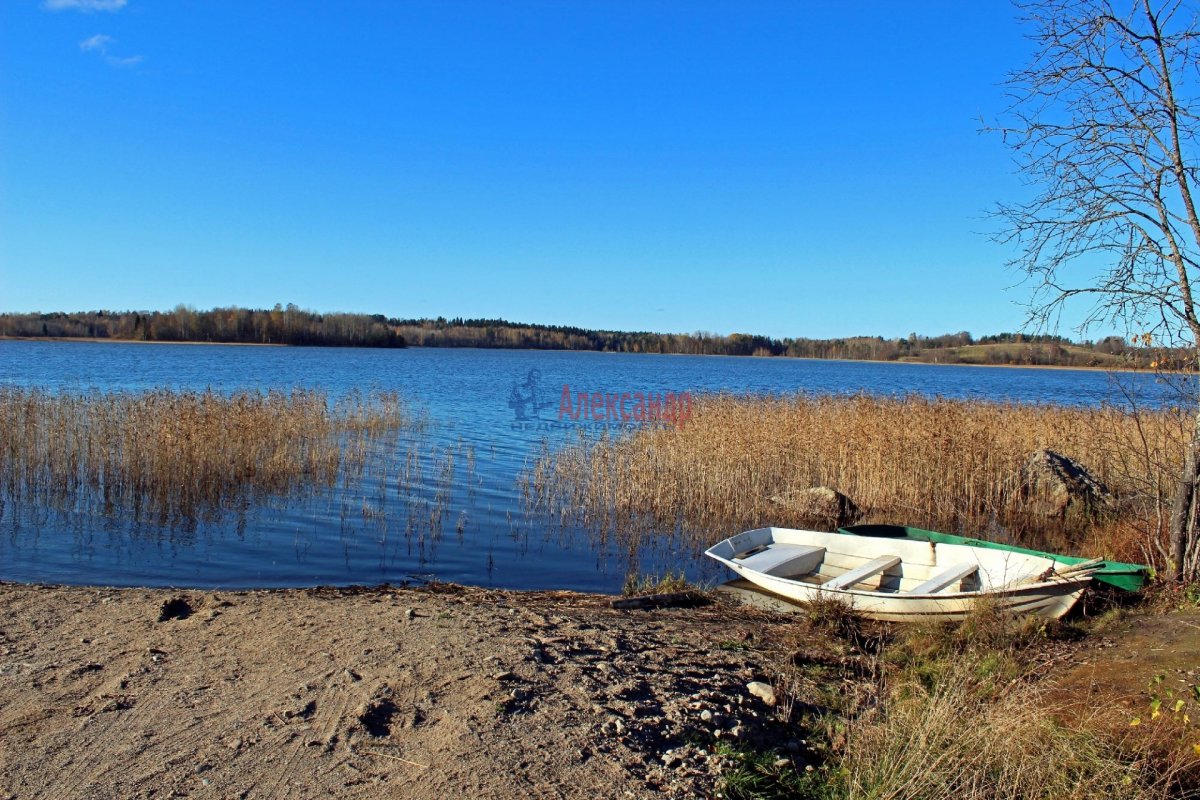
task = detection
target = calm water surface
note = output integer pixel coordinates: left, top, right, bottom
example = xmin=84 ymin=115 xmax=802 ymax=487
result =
xmin=0 ymin=341 xmax=1183 ymax=591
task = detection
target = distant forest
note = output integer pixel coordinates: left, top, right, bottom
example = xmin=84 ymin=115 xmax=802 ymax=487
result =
xmin=0 ymin=305 xmax=404 ymax=348
xmin=0 ymin=305 xmax=1165 ymax=368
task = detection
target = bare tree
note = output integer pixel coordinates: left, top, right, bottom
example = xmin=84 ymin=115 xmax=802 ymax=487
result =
xmin=994 ymin=0 xmax=1200 ymax=580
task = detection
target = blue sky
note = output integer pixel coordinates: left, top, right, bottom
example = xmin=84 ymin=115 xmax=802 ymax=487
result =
xmin=2 ymin=1 xmax=1050 ymax=340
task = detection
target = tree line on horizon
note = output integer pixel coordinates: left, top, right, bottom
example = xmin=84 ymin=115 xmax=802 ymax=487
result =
xmin=0 ymin=305 xmax=1162 ymax=368
xmin=0 ymin=305 xmax=405 ymax=348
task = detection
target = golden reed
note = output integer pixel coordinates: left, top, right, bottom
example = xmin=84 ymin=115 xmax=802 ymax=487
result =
xmin=527 ymin=394 xmax=1188 ymax=567
xmin=0 ymin=387 xmax=410 ymax=523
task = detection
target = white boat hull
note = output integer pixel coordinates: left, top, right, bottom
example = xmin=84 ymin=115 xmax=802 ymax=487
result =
xmin=705 ymin=527 xmax=1094 ymax=622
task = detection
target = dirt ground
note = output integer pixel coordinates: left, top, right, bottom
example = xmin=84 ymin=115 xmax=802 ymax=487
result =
xmin=1050 ymin=606 xmax=1200 ymax=734
xmin=0 ymin=582 xmax=802 ymax=800
xmin=7 ymin=581 xmax=1198 ymax=800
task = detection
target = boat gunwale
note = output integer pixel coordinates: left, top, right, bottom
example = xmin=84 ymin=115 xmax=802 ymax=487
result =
xmin=837 ymin=523 xmax=1148 ymax=591
xmin=703 ymin=526 xmax=1099 ymax=602
xmin=705 ymin=550 xmax=1095 ymax=602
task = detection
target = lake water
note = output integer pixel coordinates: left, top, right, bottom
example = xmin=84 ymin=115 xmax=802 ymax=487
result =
xmin=0 ymin=340 xmax=1184 ymax=592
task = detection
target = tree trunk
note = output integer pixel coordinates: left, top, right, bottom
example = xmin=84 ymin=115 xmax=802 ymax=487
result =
xmin=1168 ymin=408 xmax=1200 ymax=581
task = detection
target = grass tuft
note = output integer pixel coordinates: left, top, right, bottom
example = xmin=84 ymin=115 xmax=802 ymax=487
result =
xmin=714 ymin=742 xmax=832 ymax=800
xmin=621 ymin=569 xmax=693 ymax=596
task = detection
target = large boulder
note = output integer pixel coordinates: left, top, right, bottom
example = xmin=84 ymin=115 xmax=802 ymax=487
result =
xmin=1022 ymin=449 xmax=1114 ymax=518
xmin=769 ymin=486 xmax=861 ymax=530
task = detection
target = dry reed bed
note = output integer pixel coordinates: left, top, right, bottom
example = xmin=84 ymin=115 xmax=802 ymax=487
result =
xmin=527 ymin=394 xmax=1189 ymax=564
xmin=0 ymin=386 xmax=411 ymax=523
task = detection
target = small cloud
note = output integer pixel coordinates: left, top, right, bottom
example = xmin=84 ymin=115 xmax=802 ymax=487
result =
xmin=79 ymin=33 xmax=114 ymax=52
xmin=79 ymin=34 xmax=142 ymax=67
xmin=44 ymin=0 xmax=127 ymax=11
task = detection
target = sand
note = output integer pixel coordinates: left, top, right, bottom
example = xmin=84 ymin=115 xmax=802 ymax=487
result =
xmin=0 ymin=582 xmax=796 ymax=800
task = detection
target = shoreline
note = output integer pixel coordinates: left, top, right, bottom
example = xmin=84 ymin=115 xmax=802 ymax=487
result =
xmin=0 ymin=335 xmax=1165 ymax=375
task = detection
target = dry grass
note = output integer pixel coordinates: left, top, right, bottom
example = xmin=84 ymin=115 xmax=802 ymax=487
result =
xmin=620 ymin=569 xmax=693 ymax=596
xmin=527 ymin=394 xmax=1188 ymax=567
xmin=838 ymin=658 xmax=1179 ymax=800
xmin=335 ymin=389 xmax=414 ymax=435
xmin=749 ymin=604 xmax=1197 ymax=800
xmin=0 ymin=386 xmax=412 ymax=524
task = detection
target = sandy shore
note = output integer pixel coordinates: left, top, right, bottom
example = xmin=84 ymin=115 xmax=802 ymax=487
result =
xmin=5 ymin=582 xmax=1197 ymax=800
xmin=0 ymin=583 xmax=797 ymax=800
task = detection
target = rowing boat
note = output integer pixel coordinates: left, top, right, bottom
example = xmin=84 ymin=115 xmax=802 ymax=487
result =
xmin=838 ymin=524 xmax=1149 ymax=592
xmin=704 ymin=527 xmax=1099 ymax=622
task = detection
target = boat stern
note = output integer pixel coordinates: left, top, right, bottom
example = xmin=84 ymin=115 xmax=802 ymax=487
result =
xmin=704 ymin=527 xmax=774 ymax=567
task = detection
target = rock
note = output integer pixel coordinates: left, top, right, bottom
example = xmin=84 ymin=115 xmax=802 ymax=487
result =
xmin=602 ymin=717 xmax=626 ymax=735
xmin=491 ymin=671 xmax=515 ymax=681
xmin=404 ymin=608 xmax=416 ymax=620
xmin=1022 ymin=449 xmax=1114 ymax=518
xmin=699 ymin=709 xmax=713 ymax=722
xmin=773 ymin=758 xmax=790 ymax=768
xmin=746 ymin=681 xmax=776 ymax=706
xmin=769 ymin=486 xmax=860 ymax=529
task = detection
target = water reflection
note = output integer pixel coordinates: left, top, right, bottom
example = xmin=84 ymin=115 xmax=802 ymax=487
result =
xmin=0 ymin=340 xmax=1188 ymax=591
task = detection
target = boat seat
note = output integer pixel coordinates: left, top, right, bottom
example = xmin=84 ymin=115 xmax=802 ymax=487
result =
xmin=823 ymin=555 xmax=901 ymax=590
xmin=736 ymin=544 xmax=826 ymax=577
xmin=906 ymin=563 xmax=978 ymax=595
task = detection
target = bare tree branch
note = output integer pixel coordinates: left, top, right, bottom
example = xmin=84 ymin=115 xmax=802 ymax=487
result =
xmin=990 ymin=0 xmax=1200 ymax=579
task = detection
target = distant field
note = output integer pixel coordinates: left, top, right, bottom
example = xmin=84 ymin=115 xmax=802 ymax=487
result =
xmin=899 ymin=342 xmax=1143 ymax=369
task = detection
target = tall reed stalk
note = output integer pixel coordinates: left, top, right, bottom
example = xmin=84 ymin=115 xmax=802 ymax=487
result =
xmin=527 ymin=394 xmax=1188 ymax=565
xmin=0 ymin=387 xmax=410 ymax=524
